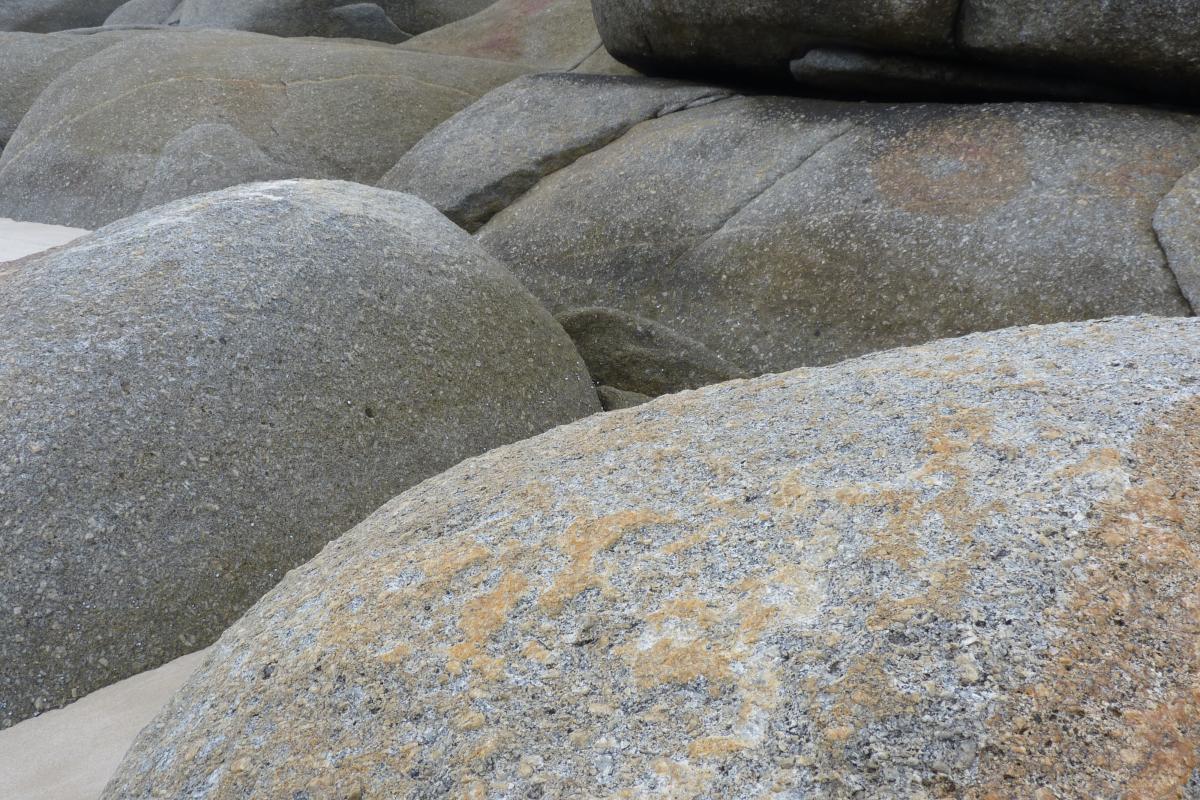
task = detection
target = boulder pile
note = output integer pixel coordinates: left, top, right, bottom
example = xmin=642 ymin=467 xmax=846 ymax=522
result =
xmin=105 ymin=316 xmax=1200 ymax=798
xmin=0 ymin=2 xmax=1197 ymax=799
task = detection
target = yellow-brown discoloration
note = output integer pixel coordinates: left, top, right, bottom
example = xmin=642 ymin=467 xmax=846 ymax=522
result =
xmin=969 ymin=398 xmax=1200 ymax=799
xmin=626 ymin=637 xmax=736 ymax=692
xmin=540 ymin=510 xmax=672 ymax=613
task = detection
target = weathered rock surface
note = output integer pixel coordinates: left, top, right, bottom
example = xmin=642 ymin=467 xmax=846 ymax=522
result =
xmin=593 ymin=0 xmax=1200 ymax=102
xmin=0 ymin=0 xmax=129 ymax=32
xmin=0 ymin=29 xmax=528 ymax=228
xmin=596 ymin=384 xmax=650 ymax=411
xmin=0 ymin=29 xmax=142 ymax=149
xmin=107 ymin=315 xmax=1200 ymax=798
xmin=558 ymin=307 xmax=746 ymax=397
xmin=392 ymin=75 xmax=1200 ymax=376
xmin=103 ymin=0 xmax=496 ymax=37
xmin=399 ymin=0 xmax=629 ymax=73
xmin=381 ymin=74 xmax=731 ymax=232
xmin=0 ymin=180 xmax=600 ymax=729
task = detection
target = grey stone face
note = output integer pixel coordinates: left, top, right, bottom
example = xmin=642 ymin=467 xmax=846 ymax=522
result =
xmin=380 ymin=73 xmax=733 ymax=232
xmin=593 ymin=0 xmax=1200 ymax=102
xmin=0 ymin=29 xmax=528 ymax=228
xmin=0 ymin=29 xmax=143 ymax=149
xmin=398 ymin=0 xmax=622 ymax=73
xmin=0 ymin=180 xmax=600 ymax=729
xmin=104 ymin=316 xmax=1200 ymax=799
xmin=0 ymin=0 xmax=129 ymax=32
xmin=558 ymin=307 xmax=747 ymax=397
xmin=391 ymin=75 xmax=1200 ymax=376
xmin=104 ymin=0 xmax=496 ymax=37
xmin=592 ymin=0 xmax=959 ymax=79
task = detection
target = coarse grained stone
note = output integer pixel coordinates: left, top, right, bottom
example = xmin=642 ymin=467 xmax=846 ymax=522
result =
xmin=389 ymin=77 xmax=1200 ymax=375
xmin=106 ymin=315 xmax=1200 ymax=799
xmin=0 ymin=180 xmax=599 ymax=729
xmin=0 ymin=29 xmax=529 ymax=228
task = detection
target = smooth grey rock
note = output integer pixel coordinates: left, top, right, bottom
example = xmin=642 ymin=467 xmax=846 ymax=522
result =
xmin=1154 ymin=166 xmax=1200 ymax=311
xmin=399 ymin=0 xmax=618 ymax=73
xmin=325 ymin=3 xmax=410 ymax=42
xmin=592 ymin=0 xmax=959 ymax=79
xmin=0 ymin=180 xmax=600 ymax=729
xmin=103 ymin=0 xmax=180 ymax=25
xmin=594 ymin=0 xmax=1200 ymax=102
xmin=398 ymin=78 xmax=1200 ymax=375
xmin=0 ymin=0 xmax=129 ymax=32
xmin=558 ymin=307 xmax=747 ymax=396
xmin=381 ymin=73 xmax=731 ymax=231
xmin=106 ymin=315 xmax=1200 ymax=799
xmin=0 ymin=29 xmax=528 ymax=228
xmin=138 ymin=123 xmax=300 ymax=210
xmin=104 ymin=0 xmax=497 ymax=38
xmin=0 ymin=30 xmax=142 ymax=149
xmin=596 ymin=384 xmax=651 ymax=410
xmin=386 ymin=0 xmax=496 ymax=36
xmin=790 ymin=47 xmax=1137 ymax=103
xmin=959 ymin=0 xmax=1200 ymax=99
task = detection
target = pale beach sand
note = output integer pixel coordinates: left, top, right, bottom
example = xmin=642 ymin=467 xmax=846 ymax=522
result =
xmin=0 ymin=217 xmax=87 ymax=263
xmin=0 ymin=649 xmax=208 ymax=800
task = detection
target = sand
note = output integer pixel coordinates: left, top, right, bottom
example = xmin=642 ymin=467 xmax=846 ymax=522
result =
xmin=0 ymin=649 xmax=208 ymax=800
xmin=0 ymin=217 xmax=87 ymax=263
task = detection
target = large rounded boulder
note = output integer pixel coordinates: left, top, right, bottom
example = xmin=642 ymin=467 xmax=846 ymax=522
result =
xmin=0 ymin=180 xmax=600 ymax=729
xmin=390 ymin=74 xmax=1200 ymax=377
xmin=0 ymin=29 xmax=144 ymax=149
xmin=593 ymin=0 xmax=1200 ymax=103
xmin=0 ymin=0 xmax=129 ymax=32
xmin=107 ymin=315 xmax=1200 ymax=798
xmin=0 ymin=29 xmax=529 ymax=228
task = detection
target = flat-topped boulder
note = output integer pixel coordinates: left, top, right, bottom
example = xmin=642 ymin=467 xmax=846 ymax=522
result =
xmin=389 ymin=74 xmax=1200 ymax=377
xmin=593 ymin=0 xmax=1200 ymax=103
xmin=107 ymin=315 xmax=1200 ymax=798
xmin=0 ymin=180 xmax=599 ymax=729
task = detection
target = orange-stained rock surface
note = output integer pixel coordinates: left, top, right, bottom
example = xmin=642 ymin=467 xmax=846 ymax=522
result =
xmin=107 ymin=316 xmax=1200 ymax=799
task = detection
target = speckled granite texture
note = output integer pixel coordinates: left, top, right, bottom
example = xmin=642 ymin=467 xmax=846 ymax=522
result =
xmin=0 ymin=180 xmax=599 ymax=728
xmin=107 ymin=316 xmax=1200 ymax=799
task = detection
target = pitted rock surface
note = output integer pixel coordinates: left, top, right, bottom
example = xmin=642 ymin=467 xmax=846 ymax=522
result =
xmin=107 ymin=316 xmax=1200 ymax=798
xmin=0 ymin=180 xmax=599 ymax=728
xmin=0 ymin=29 xmax=528 ymax=228
xmin=593 ymin=0 xmax=1200 ymax=103
xmin=393 ymin=76 xmax=1200 ymax=376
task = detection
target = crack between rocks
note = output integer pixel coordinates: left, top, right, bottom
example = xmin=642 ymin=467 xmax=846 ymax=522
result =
xmin=650 ymin=122 xmax=860 ymax=277
xmin=1151 ymin=162 xmax=1200 ymax=317
xmin=566 ymin=39 xmax=606 ymax=72
xmin=950 ymin=0 xmax=967 ymax=50
xmin=472 ymin=91 xmax=738 ymax=232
